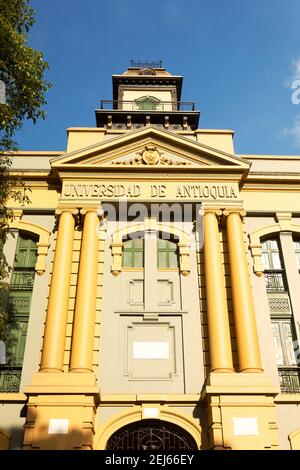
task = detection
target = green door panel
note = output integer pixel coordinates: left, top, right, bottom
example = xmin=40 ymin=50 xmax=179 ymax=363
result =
xmin=0 ymin=232 xmax=36 ymax=392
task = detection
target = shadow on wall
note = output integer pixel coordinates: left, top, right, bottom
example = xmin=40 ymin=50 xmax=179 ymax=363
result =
xmin=2 ymin=422 xmax=92 ymax=450
xmin=1 ymin=402 xmax=207 ymax=450
xmin=193 ymin=400 xmax=212 ymax=450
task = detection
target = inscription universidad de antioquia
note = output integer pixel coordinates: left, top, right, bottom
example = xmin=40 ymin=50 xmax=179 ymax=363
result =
xmin=63 ymin=183 xmax=238 ymax=200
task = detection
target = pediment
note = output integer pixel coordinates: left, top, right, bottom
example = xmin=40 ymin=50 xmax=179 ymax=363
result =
xmin=51 ymin=126 xmax=251 ymax=173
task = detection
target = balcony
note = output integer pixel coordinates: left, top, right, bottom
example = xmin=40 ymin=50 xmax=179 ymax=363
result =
xmin=278 ymin=367 xmax=300 ymax=394
xmin=265 ymin=271 xmax=286 ymax=293
xmin=96 ymin=99 xmax=200 ymax=130
xmin=99 ymin=100 xmax=196 ymax=112
xmin=0 ymin=368 xmax=21 ymax=392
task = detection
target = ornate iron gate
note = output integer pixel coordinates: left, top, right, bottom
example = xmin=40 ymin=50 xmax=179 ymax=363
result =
xmin=106 ymin=419 xmax=198 ymax=450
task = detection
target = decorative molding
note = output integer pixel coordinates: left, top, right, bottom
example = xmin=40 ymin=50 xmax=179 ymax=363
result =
xmin=178 ymin=242 xmax=191 ymax=276
xmin=110 ymin=241 xmax=124 ymax=276
xmin=275 ymin=212 xmax=293 ymax=231
xmin=94 ymin=405 xmax=201 ymax=450
xmin=111 ymin=144 xmax=191 ymax=166
xmin=9 ymin=211 xmax=51 ymax=275
xmin=222 ymin=208 xmax=246 ymax=218
xmin=58 ymin=171 xmax=243 ymax=181
xmin=55 ymin=207 xmax=79 ymax=216
xmin=268 ymin=295 xmax=291 ymax=313
xmin=110 ymin=219 xmax=191 ymax=275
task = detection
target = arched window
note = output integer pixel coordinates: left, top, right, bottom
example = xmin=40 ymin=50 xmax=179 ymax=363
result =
xmin=121 ymin=234 xmax=180 ymax=269
xmin=122 ymin=237 xmax=144 ymax=268
xmin=134 ymin=95 xmax=161 ymax=111
xmin=261 ymin=238 xmax=300 ymax=393
xmin=261 ymin=239 xmax=286 ymax=292
xmin=294 ymin=238 xmax=300 ymax=272
xmin=157 ymin=237 xmax=179 ymax=269
xmin=0 ymin=232 xmax=37 ymax=392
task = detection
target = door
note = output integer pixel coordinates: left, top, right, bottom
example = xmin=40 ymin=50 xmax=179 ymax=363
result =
xmin=100 ymin=218 xmax=203 ymax=394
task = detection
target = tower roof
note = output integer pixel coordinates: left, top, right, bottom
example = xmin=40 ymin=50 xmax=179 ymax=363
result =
xmin=112 ymin=67 xmax=183 ymax=101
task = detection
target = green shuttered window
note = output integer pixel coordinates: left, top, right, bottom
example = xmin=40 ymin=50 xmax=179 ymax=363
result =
xmin=121 ymin=235 xmax=179 ymax=269
xmin=157 ymin=238 xmax=179 ymax=269
xmin=0 ymin=232 xmax=37 ymax=392
xmin=122 ymin=238 xmax=144 ymax=268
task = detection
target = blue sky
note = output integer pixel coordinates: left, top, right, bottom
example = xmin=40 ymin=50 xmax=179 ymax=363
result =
xmin=16 ymin=0 xmax=300 ymax=155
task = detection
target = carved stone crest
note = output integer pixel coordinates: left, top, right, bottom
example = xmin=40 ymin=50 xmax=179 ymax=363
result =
xmin=139 ymin=144 xmax=161 ymax=165
xmin=112 ymin=144 xmax=191 ymax=166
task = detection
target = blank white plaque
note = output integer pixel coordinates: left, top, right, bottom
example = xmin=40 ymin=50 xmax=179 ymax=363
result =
xmin=133 ymin=341 xmax=169 ymax=359
xmin=232 ymin=417 xmax=259 ymax=436
xmin=143 ymin=408 xmax=159 ymax=419
xmin=48 ymin=418 xmax=69 ymax=435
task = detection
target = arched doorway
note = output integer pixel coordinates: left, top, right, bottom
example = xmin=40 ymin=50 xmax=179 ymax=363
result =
xmin=106 ymin=419 xmax=198 ymax=450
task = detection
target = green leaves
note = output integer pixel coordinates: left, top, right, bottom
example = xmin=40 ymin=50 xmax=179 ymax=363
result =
xmin=0 ymin=0 xmax=51 ymax=144
xmin=0 ymin=1 xmax=51 ymax=331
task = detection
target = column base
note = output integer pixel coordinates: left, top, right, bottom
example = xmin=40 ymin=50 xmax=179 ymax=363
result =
xmin=202 ymin=372 xmax=280 ymax=450
xmin=23 ymin=373 xmax=100 ymax=450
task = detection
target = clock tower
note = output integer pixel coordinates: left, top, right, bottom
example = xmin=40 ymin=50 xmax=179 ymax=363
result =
xmin=96 ymin=60 xmax=200 ymax=131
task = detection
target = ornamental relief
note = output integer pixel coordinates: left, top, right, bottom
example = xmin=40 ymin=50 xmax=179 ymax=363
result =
xmin=111 ymin=145 xmax=191 ymax=166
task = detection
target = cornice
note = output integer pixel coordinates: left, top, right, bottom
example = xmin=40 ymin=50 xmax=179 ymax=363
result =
xmin=244 ymin=172 xmax=300 ymax=186
xmin=9 ymin=169 xmax=51 ymax=176
xmin=58 ymin=171 xmax=242 ymax=181
xmin=240 ymin=154 xmax=300 ymax=161
xmin=242 ymin=184 xmax=300 ymax=191
xmin=10 ymin=150 xmax=64 ymax=157
xmin=248 ymin=171 xmax=300 ymax=178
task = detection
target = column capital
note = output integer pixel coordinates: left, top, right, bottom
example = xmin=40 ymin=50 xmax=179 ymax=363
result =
xmin=80 ymin=205 xmax=104 ymax=216
xmin=223 ymin=208 xmax=246 ymax=219
xmin=55 ymin=207 xmax=78 ymax=216
xmin=204 ymin=208 xmax=223 ymax=216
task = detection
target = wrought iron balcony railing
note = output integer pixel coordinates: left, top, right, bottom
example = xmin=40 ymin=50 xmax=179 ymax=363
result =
xmin=0 ymin=367 xmax=22 ymax=392
xmin=10 ymin=269 xmax=35 ymax=291
xmin=278 ymin=367 xmax=300 ymax=394
xmin=99 ymin=100 xmax=196 ymax=112
xmin=265 ymin=271 xmax=287 ymax=293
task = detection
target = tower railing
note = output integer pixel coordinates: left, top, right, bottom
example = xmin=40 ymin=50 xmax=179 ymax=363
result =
xmin=99 ymin=100 xmax=195 ymax=112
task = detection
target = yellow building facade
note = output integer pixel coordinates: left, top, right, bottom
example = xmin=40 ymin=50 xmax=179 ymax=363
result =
xmin=1 ymin=65 xmax=300 ymax=450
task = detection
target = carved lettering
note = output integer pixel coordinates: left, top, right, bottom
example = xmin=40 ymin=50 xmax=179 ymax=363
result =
xmin=210 ymin=186 xmax=217 ymax=199
xmin=202 ymin=186 xmax=210 ymax=198
xmin=62 ymin=182 xmax=238 ymax=200
xmin=151 ymin=184 xmax=166 ymax=197
xmin=175 ymin=184 xmax=238 ymax=200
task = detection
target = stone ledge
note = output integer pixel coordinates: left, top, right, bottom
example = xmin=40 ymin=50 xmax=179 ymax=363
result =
xmin=202 ymin=372 xmax=280 ymax=397
xmin=274 ymin=394 xmax=300 ymax=403
xmin=0 ymin=392 xmax=27 ymax=402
